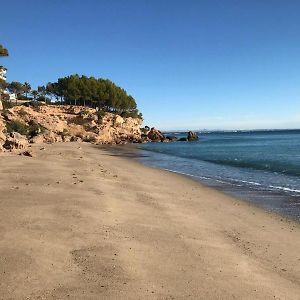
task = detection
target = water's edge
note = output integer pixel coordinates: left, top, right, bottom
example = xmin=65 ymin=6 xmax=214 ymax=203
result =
xmin=100 ymin=144 xmax=300 ymax=222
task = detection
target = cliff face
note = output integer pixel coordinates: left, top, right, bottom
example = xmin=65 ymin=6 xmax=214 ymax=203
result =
xmin=0 ymin=105 xmax=142 ymax=152
xmin=0 ymin=115 xmax=6 ymax=151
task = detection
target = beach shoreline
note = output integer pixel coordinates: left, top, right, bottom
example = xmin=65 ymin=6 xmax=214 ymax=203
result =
xmin=103 ymin=142 xmax=300 ymax=222
xmin=0 ymin=142 xmax=299 ymax=299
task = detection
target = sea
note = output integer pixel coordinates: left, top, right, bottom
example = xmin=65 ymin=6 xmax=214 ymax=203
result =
xmin=134 ymin=129 xmax=300 ymax=221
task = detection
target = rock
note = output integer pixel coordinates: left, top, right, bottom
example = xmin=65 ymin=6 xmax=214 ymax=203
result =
xmin=147 ymin=127 xmax=165 ymax=142
xmin=21 ymin=150 xmax=34 ymax=157
xmin=0 ymin=116 xmax=6 ymax=150
xmin=178 ymin=137 xmax=188 ymax=142
xmin=0 ymin=105 xmax=143 ymax=147
xmin=166 ymin=135 xmax=177 ymax=142
xmin=0 ymin=100 xmax=3 ymax=111
xmin=70 ymin=136 xmax=82 ymax=142
xmin=4 ymin=132 xmax=29 ymax=151
xmin=30 ymin=134 xmax=45 ymax=144
xmin=187 ymin=131 xmax=198 ymax=141
xmin=2 ymin=109 xmax=15 ymax=121
xmin=62 ymin=135 xmax=72 ymax=142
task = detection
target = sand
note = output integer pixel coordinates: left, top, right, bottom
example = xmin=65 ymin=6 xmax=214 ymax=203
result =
xmin=0 ymin=142 xmax=299 ymax=300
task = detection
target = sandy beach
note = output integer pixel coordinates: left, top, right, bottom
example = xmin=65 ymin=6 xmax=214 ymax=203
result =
xmin=0 ymin=142 xmax=299 ymax=300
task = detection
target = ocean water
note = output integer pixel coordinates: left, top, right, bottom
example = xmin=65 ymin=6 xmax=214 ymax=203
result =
xmin=136 ymin=130 xmax=300 ymax=221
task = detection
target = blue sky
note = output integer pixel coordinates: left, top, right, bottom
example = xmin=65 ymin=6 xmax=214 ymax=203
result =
xmin=1 ymin=0 xmax=300 ymax=130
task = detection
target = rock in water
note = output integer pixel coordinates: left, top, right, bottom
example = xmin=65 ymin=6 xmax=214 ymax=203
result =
xmin=187 ymin=131 xmax=198 ymax=141
xmin=147 ymin=127 xmax=165 ymax=142
xmin=178 ymin=137 xmax=188 ymax=142
xmin=166 ymin=136 xmax=177 ymax=142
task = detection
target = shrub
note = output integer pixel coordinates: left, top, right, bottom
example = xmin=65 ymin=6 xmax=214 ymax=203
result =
xmin=6 ymin=120 xmax=45 ymax=138
xmin=81 ymin=109 xmax=90 ymax=116
xmin=96 ymin=110 xmax=106 ymax=125
xmin=121 ymin=110 xmax=143 ymax=119
xmin=28 ymin=121 xmax=45 ymax=137
xmin=2 ymin=100 xmax=13 ymax=109
xmin=18 ymin=95 xmax=31 ymax=100
xmin=6 ymin=120 xmax=29 ymax=136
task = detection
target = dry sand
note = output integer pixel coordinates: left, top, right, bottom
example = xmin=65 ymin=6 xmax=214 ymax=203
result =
xmin=0 ymin=142 xmax=299 ymax=300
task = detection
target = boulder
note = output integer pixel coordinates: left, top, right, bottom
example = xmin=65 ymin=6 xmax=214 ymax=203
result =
xmin=166 ymin=135 xmax=177 ymax=142
xmin=30 ymin=134 xmax=45 ymax=144
xmin=178 ymin=137 xmax=188 ymax=142
xmin=21 ymin=150 xmax=34 ymax=157
xmin=187 ymin=131 xmax=198 ymax=141
xmin=42 ymin=131 xmax=63 ymax=144
xmin=147 ymin=127 xmax=165 ymax=142
xmin=4 ymin=132 xmax=29 ymax=151
xmin=70 ymin=136 xmax=82 ymax=142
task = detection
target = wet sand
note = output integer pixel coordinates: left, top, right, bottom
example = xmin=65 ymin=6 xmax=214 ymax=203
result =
xmin=0 ymin=142 xmax=299 ymax=299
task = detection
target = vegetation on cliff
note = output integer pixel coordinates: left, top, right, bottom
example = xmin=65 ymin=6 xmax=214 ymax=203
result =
xmin=45 ymin=75 xmax=141 ymax=118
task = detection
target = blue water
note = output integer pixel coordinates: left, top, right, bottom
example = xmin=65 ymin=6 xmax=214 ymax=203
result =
xmin=136 ymin=130 xmax=300 ymax=221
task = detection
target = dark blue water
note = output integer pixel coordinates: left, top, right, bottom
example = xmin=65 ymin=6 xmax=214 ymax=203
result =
xmin=136 ymin=130 xmax=300 ymax=221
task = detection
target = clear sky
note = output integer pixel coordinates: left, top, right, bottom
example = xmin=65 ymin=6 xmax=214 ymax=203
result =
xmin=1 ymin=0 xmax=300 ymax=130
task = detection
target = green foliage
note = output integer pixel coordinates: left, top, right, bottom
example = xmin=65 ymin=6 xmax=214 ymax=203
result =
xmin=8 ymin=81 xmax=24 ymax=98
xmin=6 ymin=120 xmax=29 ymax=136
xmin=121 ymin=110 xmax=143 ymax=119
xmin=27 ymin=121 xmax=45 ymax=137
xmin=96 ymin=109 xmax=106 ymax=125
xmin=81 ymin=109 xmax=90 ymax=116
xmin=36 ymin=95 xmax=49 ymax=103
xmin=6 ymin=120 xmax=45 ymax=137
xmin=23 ymin=82 xmax=31 ymax=97
xmin=31 ymin=90 xmax=38 ymax=100
xmin=0 ymin=45 xmax=8 ymax=56
xmin=45 ymin=74 xmax=140 ymax=115
xmin=2 ymin=100 xmax=13 ymax=109
xmin=17 ymin=95 xmax=31 ymax=100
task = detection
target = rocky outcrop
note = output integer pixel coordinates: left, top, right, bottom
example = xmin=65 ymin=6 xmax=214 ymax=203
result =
xmin=3 ymin=132 xmax=29 ymax=151
xmin=187 ymin=131 xmax=198 ymax=141
xmin=0 ymin=116 xmax=6 ymax=151
xmin=147 ymin=127 xmax=165 ymax=142
xmin=166 ymin=135 xmax=177 ymax=142
xmin=178 ymin=137 xmax=188 ymax=142
xmin=0 ymin=105 xmax=143 ymax=152
xmin=177 ymin=131 xmax=198 ymax=142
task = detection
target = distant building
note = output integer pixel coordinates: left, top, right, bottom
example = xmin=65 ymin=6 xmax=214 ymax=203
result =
xmin=9 ymin=93 xmax=16 ymax=102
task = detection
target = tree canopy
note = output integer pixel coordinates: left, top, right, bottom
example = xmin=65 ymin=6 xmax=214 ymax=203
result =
xmin=0 ymin=45 xmax=9 ymax=57
xmin=45 ymin=75 xmax=141 ymax=118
